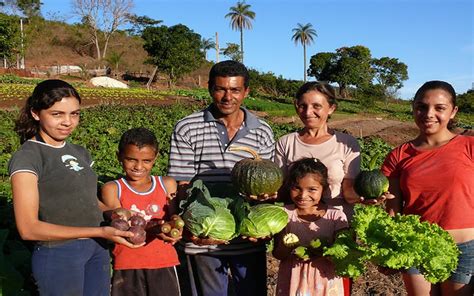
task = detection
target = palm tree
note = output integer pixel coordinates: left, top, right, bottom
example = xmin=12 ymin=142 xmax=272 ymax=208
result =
xmin=225 ymin=1 xmax=255 ymax=63
xmin=201 ymin=37 xmax=216 ymax=61
xmin=292 ymin=23 xmax=317 ymax=82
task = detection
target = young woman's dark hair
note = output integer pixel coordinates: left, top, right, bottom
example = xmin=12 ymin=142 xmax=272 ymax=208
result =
xmin=287 ymin=157 xmax=329 ymax=191
xmin=295 ymin=81 xmax=338 ymax=108
xmin=208 ymin=60 xmax=250 ymax=91
xmin=14 ymin=79 xmax=81 ymax=144
xmin=413 ymin=80 xmax=457 ymax=130
xmin=118 ymin=127 xmax=159 ymax=155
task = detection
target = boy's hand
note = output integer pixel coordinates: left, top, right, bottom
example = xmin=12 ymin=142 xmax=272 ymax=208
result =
xmin=156 ymin=231 xmax=182 ymax=245
xmin=166 ymin=192 xmax=177 ymax=201
xmin=154 ymin=219 xmax=182 ymax=245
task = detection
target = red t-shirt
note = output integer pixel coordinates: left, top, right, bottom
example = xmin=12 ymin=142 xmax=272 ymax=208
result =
xmin=381 ymin=135 xmax=474 ymax=230
xmin=112 ymin=176 xmax=179 ymax=270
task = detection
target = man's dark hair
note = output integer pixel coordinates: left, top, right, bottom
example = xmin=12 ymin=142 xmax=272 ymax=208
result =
xmin=208 ymin=60 xmax=250 ymax=91
xmin=118 ymin=127 xmax=159 ymax=155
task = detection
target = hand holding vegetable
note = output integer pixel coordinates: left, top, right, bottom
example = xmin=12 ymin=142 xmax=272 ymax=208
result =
xmin=185 ymin=230 xmax=229 ymax=246
xmin=153 ymin=215 xmax=184 ymax=245
xmin=245 ymin=192 xmax=279 ymax=202
xmin=241 ymin=235 xmax=272 ymax=243
xmin=359 ymin=191 xmax=395 ymax=205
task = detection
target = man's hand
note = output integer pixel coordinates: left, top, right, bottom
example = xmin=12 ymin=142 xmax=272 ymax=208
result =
xmin=241 ymin=235 xmax=272 ymax=243
xmin=182 ymin=229 xmax=228 ymax=245
xmin=189 ymin=235 xmax=228 ymax=246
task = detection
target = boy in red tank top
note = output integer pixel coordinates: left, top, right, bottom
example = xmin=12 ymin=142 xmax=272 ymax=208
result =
xmin=101 ymin=127 xmax=181 ymax=296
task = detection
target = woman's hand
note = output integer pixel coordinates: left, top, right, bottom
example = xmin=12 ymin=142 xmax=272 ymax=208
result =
xmin=360 ymin=191 xmax=395 ymax=205
xmin=102 ymin=226 xmax=144 ymax=248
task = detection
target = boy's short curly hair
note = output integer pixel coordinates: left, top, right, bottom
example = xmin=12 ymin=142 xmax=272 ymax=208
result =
xmin=118 ymin=127 xmax=159 ymax=155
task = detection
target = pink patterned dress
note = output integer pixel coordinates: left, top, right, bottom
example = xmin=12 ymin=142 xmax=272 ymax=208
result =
xmin=276 ymin=204 xmax=348 ymax=296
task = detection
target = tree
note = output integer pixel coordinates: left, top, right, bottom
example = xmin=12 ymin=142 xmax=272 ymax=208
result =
xmin=104 ymin=50 xmax=124 ymax=75
xmin=308 ymin=45 xmax=373 ymax=97
xmin=225 ymin=1 xmax=255 ymax=63
xmin=0 ymin=13 xmax=21 ymax=66
xmin=1 ymin=0 xmax=41 ymax=17
xmin=142 ymin=24 xmax=204 ymax=86
xmin=16 ymin=0 xmax=40 ymax=17
xmin=291 ymin=22 xmax=317 ymax=82
xmin=201 ymin=37 xmax=215 ymax=61
xmin=372 ymin=57 xmax=408 ymax=98
xmin=220 ymin=42 xmax=241 ymax=62
xmin=125 ymin=13 xmax=161 ymax=36
xmin=72 ymin=0 xmax=133 ymax=61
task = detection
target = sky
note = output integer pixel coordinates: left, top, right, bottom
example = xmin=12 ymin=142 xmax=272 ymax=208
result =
xmin=40 ymin=0 xmax=473 ymax=99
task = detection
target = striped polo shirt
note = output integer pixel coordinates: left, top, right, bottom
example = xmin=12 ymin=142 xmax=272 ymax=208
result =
xmin=168 ymin=105 xmax=275 ymax=186
xmin=167 ymin=104 xmax=275 ymax=255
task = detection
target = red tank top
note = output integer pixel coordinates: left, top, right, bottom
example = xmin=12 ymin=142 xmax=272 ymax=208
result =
xmin=112 ymin=176 xmax=179 ymax=270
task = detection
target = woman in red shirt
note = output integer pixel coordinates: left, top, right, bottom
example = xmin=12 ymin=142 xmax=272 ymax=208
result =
xmin=382 ymin=80 xmax=474 ymax=296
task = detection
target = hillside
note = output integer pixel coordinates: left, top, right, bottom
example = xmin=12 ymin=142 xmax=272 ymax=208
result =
xmin=22 ymin=19 xmax=151 ymax=73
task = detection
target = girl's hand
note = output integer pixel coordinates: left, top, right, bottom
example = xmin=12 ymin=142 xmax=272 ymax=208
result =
xmin=246 ymin=192 xmax=279 ymax=202
xmin=102 ymin=226 xmax=144 ymax=248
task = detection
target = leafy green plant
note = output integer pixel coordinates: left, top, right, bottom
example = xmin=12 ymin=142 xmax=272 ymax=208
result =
xmin=357 ymin=136 xmax=393 ymax=170
xmin=180 ymin=180 xmax=238 ymax=241
xmin=324 ymin=205 xmax=460 ymax=283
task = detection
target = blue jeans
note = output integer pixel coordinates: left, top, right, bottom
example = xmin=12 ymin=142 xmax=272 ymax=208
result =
xmin=406 ymin=240 xmax=474 ymax=285
xmin=32 ymin=239 xmax=110 ymax=296
xmin=450 ymin=240 xmax=474 ymax=285
xmin=186 ymin=251 xmax=267 ymax=296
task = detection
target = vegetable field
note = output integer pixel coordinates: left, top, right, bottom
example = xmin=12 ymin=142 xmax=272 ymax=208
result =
xmin=1 ymin=83 xmax=471 ymax=295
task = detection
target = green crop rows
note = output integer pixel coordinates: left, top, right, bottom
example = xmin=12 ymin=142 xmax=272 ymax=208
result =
xmin=0 ymin=83 xmax=166 ymax=102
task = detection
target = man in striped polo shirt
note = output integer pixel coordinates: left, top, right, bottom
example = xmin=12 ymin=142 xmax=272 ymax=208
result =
xmin=168 ymin=60 xmax=275 ymax=296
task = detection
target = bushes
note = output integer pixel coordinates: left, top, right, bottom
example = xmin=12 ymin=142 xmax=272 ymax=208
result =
xmin=353 ymin=84 xmax=386 ymax=110
xmin=248 ymin=69 xmax=303 ymax=99
xmin=457 ymin=91 xmax=473 ymax=114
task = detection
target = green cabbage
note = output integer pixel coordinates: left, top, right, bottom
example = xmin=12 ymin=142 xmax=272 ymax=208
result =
xmin=239 ymin=203 xmax=289 ymax=238
xmin=181 ymin=180 xmax=237 ymax=241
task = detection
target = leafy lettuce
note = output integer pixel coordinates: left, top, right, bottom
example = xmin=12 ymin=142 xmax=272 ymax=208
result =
xmin=323 ymin=205 xmax=460 ymax=283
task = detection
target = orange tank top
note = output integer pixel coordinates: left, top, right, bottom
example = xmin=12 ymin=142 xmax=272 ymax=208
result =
xmin=112 ymin=176 xmax=179 ymax=270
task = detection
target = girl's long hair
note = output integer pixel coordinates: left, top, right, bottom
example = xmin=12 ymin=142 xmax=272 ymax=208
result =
xmin=15 ymin=79 xmax=81 ymax=144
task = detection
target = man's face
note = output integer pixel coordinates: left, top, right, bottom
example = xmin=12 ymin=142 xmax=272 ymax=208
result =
xmin=210 ymin=76 xmax=249 ymax=116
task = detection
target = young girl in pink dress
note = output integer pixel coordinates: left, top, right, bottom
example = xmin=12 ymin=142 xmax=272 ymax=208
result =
xmin=273 ymin=157 xmax=348 ymax=296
